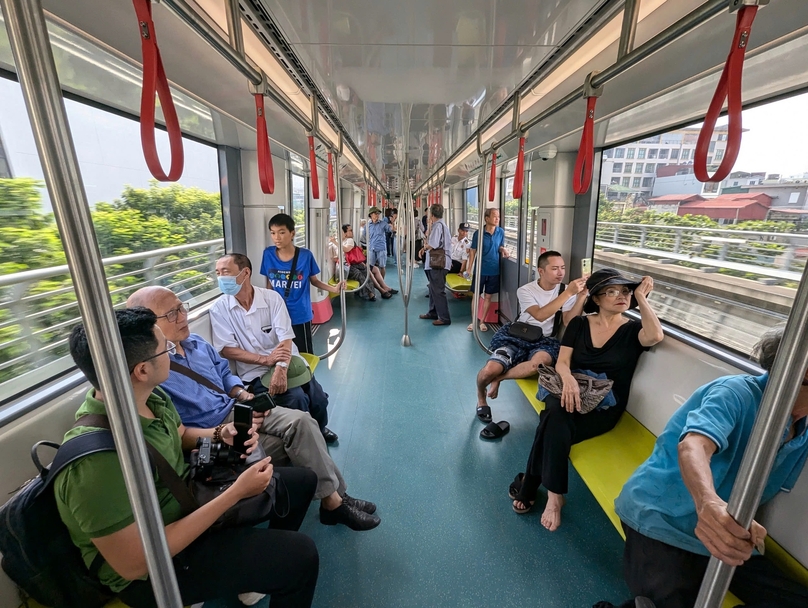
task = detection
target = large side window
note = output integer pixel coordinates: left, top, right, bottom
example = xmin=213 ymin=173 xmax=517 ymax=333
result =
xmin=596 ymin=92 xmax=808 ymax=356
xmin=0 ymin=76 xmax=222 ymax=402
xmin=465 ymin=184 xmax=479 ymax=231
xmin=502 ymin=176 xmax=519 ymax=258
xmin=290 ymin=173 xmax=307 ymax=247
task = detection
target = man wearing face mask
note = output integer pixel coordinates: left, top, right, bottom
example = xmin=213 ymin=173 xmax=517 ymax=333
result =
xmin=210 ymin=253 xmax=338 ymax=445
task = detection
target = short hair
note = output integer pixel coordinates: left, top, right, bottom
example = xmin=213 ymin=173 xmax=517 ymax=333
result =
xmin=537 ymin=250 xmax=563 ymax=270
xmin=341 ymin=224 xmax=352 ymax=233
xmin=392 ymin=208 xmax=398 ymax=214
xmin=268 ymin=213 xmax=295 ymax=232
xmin=753 ymin=325 xmax=785 ymax=372
xmin=430 ymin=203 xmax=444 ymax=219
xmin=69 ymin=307 xmax=159 ymax=389
xmin=223 ymin=253 xmax=252 ymax=273
xmin=484 ymin=207 xmax=497 ymax=219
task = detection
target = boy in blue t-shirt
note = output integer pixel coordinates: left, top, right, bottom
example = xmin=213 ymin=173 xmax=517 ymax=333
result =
xmin=260 ymin=213 xmax=344 ymax=353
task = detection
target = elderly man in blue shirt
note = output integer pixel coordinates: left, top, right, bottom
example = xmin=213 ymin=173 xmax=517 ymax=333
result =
xmin=366 ymin=206 xmax=391 ymax=278
xmin=127 ymin=286 xmax=381 ymax=532
xmin=596 ymin=325 xmax=808 ymax=608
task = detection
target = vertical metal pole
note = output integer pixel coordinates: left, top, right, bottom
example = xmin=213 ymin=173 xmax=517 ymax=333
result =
xmin=397 ymin=183 xmax=413 ymax=346
xmin=0 ymin=1 xmax=183 ymax=606
xmin=529 ymin=208 xmax=538 ymax=280
xmin=225 ymin=0 xmax=244 ymax=55
xmin=319 ymin=151 xmax=347 ymax=359
xmin=618 ymin=0 xmax=642 ymax=59
xmin=694 ymin=260 xmax=808 ymax=607
xmin=472 ymin=153 xmax=493 ymax=354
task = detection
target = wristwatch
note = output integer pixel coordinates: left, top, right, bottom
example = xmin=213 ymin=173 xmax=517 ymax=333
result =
xmin=276 ymin=361 xmax=288 ymax=369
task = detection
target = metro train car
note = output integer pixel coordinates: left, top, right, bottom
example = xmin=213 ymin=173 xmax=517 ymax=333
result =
xmin=0 ymin=0 xmax=807 ymax=607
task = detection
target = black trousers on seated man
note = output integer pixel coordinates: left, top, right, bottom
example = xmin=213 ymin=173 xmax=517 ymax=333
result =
xmin=118 ymin=467 xmax=319 ymax=608
xmin=594 ymin=522 xmax=808 ymax=608
xmin=247 ymin=375 xmax=329 ymax=433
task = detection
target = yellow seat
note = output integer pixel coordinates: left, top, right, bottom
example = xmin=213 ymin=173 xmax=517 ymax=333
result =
xmin=300 ymin=352 xmax=319 ymax=373
xmin=328 ymin=276 xmax=360 ymax=298
xmin=445 ymin=273 xmax=471 ymax=292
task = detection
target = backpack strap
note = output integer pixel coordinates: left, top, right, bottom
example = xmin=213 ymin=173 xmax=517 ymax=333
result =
xmin=552 ymin=283 xmax=566 ymax=338
xmin=43 ymin=430 xmax=117 ymax=486
xmin=284 ymin=246 xmax=301 ymax=300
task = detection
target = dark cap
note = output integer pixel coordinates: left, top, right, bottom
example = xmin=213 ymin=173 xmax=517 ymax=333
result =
xmin=458 ymin=222 xmax=470 ymax=231
xmin=583 ymin=267 xmax=640 ymax=314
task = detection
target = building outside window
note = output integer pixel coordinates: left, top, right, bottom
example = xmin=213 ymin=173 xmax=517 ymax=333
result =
xmin=615 ymin=148 xmax=626 ymax=158
xmin=671 ymin=149 xmax=680 ymax=159
xmin=613 ymin=163 xmax=623 ymax=173
xmin=625 ymin=163 xmax=633 ymax=174
xmin=642 ymin=177 xmax=653 ymax=187
xmin=645 ymin=163 xmax=655 ymax=174
xmin=659 ymin=149 xmax=669 ymax=159
xmin=682 ymin=149 xmax=691 ymax=160
xmin=626 ymin=148 xmax=635 ymax=159
xmin=648 ymin=149 xmax=658 ymax=159
xmin=638 ymin=148 xmax=647 ymax=159
xmin=622 ymin=177 xmax=630 ymax=187
xmin=633 ymin=177 xmax=641 ymax=188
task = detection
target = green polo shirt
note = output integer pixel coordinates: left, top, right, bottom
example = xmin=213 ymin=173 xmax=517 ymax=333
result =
xmin=54 ymin=389 xmax=189 ymax=592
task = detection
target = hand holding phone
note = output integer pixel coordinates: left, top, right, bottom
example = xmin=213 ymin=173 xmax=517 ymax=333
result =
xmin=232 ymin=403 xmax=253 ymax=454
xmin=581 ymin=258 xmax=592 ymax=277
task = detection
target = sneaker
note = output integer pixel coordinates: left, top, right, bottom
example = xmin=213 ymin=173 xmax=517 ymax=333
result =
xmin=342 ymin=493 xmax=377 ymax=514
xmin=238 ymin=592 xmax=266 ymax=606
xmin=320 ymin=502 xmax=381 ymax=531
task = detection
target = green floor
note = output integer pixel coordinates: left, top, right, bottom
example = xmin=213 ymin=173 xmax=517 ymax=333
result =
xmin=212 ymin=269 xmax=630 ymax=608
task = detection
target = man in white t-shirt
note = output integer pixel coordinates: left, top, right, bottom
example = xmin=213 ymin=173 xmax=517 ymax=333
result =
xmin=450 ymin=222 xmax=471 ymax=274
xmin=475 ymin=251 xmax=589 ymax=424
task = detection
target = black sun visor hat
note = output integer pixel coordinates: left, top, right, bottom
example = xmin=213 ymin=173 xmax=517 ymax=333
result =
xmin=584 ymin=267 xmax=640 ymax=314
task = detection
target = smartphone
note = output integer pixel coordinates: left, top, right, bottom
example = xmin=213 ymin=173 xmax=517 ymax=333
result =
xmin=581 ymin=257 xmax=592 ymax=277
xmin=232 ymin=403 xmax=253 ymax=454
xmin=250 ymin=392 xmax=276 ymax=413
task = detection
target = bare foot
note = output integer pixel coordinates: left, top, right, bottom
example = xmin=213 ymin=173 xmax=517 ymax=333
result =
xmin=541 ymin=493 xmax=565 ymax=531
xmin=512 ymin=499 xmax=534 ymax=514
xmin=487 ymin=380 xmax=501 ymax=399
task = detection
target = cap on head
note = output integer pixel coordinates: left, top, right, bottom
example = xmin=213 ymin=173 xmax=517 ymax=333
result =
xmin=368 ymin=206 xmax=381 ymax=215
xmin=458 ymin=222 xmax=470 ymax=231
xmin=583 ymin=267 xmax=640 ymax=314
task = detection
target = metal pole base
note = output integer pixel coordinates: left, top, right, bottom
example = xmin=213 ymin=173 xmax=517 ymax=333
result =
xmin=401 ymin=335 xmax=412 ymax=346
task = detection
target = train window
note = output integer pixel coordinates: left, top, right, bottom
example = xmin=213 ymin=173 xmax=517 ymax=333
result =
xmin=290 ymin=173 xmax=307 ymax=247
xmin=502 ymin=176 xmax=520 ymax=259
xmin=596 ymin=92 xmax=808 ymax=356
xmin=0 ymin=75 xmax=222 ymax=402
xmin=465 ymin=185 xmax=479 ymax=230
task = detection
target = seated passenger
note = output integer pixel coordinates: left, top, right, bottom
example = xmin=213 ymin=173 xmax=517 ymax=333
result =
xmin=127 ymin=286 xmax=381 ymax=532
xmin=475 ymin=251 xmax=587 ymax=424
xmin=341 ymin=224 xmax=398 ymax=301
xmin=450 ymin=222 xmax=471 ymax=275
xmin=211 ymin=253 xmax=339 ymax=444
xmin=510 ymin=268 xmax=663 ymax=531
xmin=596 ymin=325 xmax=808 ymax=608
xmin=56 ymin=308 xmax=319 ymax=607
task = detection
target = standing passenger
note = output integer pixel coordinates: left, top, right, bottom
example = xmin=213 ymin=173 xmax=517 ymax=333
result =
xmin=259 ymin=213 xmax=343 ymax=354
xmin=419 ymin=203 xmax=452 ymax=326
xmin=366 ymin=206 xmax=391 ymax=278
xmin=467 ymin=208 xmax=509 ymax=332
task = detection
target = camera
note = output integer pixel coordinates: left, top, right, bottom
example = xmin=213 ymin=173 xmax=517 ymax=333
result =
xmin=189 ymin=437 xmax=241 ymax=481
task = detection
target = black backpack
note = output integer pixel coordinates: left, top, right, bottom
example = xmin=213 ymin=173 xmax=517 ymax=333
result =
xmin=0 ymin=430 xmax=116 ymax=608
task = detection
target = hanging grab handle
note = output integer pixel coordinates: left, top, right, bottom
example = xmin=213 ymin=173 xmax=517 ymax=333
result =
xmin=573 ymin=72 xmax=603 ymax=195
xmin=254 ymin=94 xmax=275 ymax=194
xmin=308 ymin=135 xmax=319 ymax=199
xmin=327 ymin=151 xmax=336 ymax=202
xmin=694 ymin=5 xmax=759 ymax=183
xmin=488 ymin=151 xmax=497 ymax=202
xmin=132 ymin=0 xmax=184 ymax=181
xmin=513 ymin=136 xmax=526 ymax=200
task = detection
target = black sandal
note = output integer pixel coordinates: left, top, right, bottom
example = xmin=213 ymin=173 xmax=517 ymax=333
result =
xmin=476 ymin=405 xmax=492 ymax=423
xmin=508 ymin=473 xmax=524 ymax=501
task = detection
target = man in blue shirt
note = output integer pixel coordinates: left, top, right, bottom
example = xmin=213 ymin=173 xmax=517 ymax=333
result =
xmin=366 ymin=206 xmax=391 ymax=278
xmin=127 ymin=286 xmax=381 ymax=532
xmin=466 ymin=207 xmax=509 ymax=332
xmin=597 ymin=326 xmax=808 ymax=608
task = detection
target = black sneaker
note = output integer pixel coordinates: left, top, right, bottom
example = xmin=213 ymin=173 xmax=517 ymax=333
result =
xmin=342 ymin=493 xmax=377 ymax=514
xmin=319 ymin=503 xmax=381 ymax=531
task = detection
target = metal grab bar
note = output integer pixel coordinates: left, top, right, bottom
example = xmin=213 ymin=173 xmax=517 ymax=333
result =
xmin=471 ymin=152 xmax=493 ymax=355
xmin=0 ymin=0 xmax=183 ymax=605
xmin=396 ymin=182 xmax=415 ymax=347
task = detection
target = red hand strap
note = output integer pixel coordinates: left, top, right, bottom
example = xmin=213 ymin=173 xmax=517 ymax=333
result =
xmin=573 ymin=96 xmax=597 ymax=194
xmin=133 ymin=0 xmax=184 ymax=181
xmin=513 ymin=136 xmax=526 ymax=200
xmin=308 ymin=136 xmax=319 ymax=199
xmin=488 ymin=151 xmax=497 ymax=202
xmin=327 ymin=152 xmax=336 ymax=202
xmin=254 ymin=94 xmax=275 ymax=194
xmin=694 ymin=6 xmax=758 ymax=183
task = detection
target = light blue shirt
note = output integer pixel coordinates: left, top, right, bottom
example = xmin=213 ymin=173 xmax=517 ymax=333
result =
xmin=425 ymin=219 xmax=452 ymax=270
xmin=615 ymin=372 xmax=808 ymax=555
xmin=366 ymin=217 xmax=389 ymax=251
xmin=161 ymin=333 xmax=243 ymax=428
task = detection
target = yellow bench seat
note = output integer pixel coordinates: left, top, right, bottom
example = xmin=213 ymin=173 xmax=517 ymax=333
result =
xmin=328 ymin=276 xmax=360 ymax=298
xmin=445 ymin=273 xmax=471 ymax=292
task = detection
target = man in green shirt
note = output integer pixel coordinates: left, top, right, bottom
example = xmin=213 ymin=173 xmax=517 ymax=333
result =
xmin=56 ymin=307 xmax=319 ymax=607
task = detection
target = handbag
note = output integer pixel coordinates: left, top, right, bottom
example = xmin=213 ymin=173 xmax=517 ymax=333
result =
xmin=536 ymin=365 xmax=614 ymax=414
xmin=507 ymin=321 xmax=544 ymax=343
xmin=345 ymin=245 xmax=366 ymax=265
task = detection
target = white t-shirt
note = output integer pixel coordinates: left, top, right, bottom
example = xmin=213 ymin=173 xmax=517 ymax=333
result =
xmin=210 ymin=286 xmax=301 ymax=382
xmin=451 ymin=235 xmax=470 ymax=262
xmin=516 ymin=282 xmax=577 ymax=337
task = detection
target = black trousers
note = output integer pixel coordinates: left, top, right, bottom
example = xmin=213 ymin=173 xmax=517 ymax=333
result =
xmin=519 ymin=395 xmax=624 ymax=498
xmin=292 ymin=322 xmax=313 ymax=354
xmin=118 ymin=467 xmax=319 ymax=608
xmin=450 ymin=259 xmax=463 ymax=274
xmin=607 ymin=522 xmax=808 ymax=608
xmin=426 ymin=268 xmax=450 ymax=322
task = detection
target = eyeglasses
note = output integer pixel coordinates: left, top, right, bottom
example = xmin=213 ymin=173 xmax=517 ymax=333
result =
xmin=600 ymin=288 xmax=633 ymax=298
xmin=156 ymin=302 xmax=190 ymax=323
xmin=142 ymin=340 xmax=176 ymax=363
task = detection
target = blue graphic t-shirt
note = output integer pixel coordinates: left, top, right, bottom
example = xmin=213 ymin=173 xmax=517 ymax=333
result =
xmin=259 ymin=246 xmax=319 ymax=325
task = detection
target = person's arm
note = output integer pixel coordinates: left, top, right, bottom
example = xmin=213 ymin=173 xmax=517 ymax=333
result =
xmin=91 ymin=456 xmax=274 ymax=580
xmin=220 ymin=344 xmax=288 ymax=369
xmin=634 ymin=276 xmax=664 ymax=347
xmin=562 ymin=285 xmax=588 ymax=326
xmin=555 ymin=345 xmax=581 ymax=413
xmin=311 ymin=275 xmax=343 ymax=293
xmin=679 ymin=432 xmax=766 ymax=566
xmin=466 ymin=231 xmax=478 ymax=275
xmin=523 ymin=279 xmax=587 ymax=323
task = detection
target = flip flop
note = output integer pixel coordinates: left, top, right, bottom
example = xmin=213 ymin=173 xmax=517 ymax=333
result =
xmin=476 ymin=405 xmax=492 ymax=423
xmin=480 ymin=420 xmax=510 ymax=440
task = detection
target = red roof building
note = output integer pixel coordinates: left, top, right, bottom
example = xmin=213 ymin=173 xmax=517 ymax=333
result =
xmin=647 ymin=194 xmax=704 ymax=206
xmin=677 ymin=193 xmax=773 ymax=222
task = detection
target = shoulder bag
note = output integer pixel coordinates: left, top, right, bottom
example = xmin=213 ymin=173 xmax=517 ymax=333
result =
xmin=536 ymin=364 xmax=614 ymax=414
xmin=428 ymin=222 xmax=448 ymax=269
xmin=345 ymin=245 xmax=366 ymax=265
xmin=508 ymin=284 xmax=566 ymax=342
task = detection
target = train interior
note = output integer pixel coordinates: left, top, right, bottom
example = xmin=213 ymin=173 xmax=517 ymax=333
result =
xmin=1 ymin=0 xmax=808 ymax=606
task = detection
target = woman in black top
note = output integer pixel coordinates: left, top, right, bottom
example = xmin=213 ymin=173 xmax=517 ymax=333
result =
xmin=511 ymin=268 xmax=664 ymax=531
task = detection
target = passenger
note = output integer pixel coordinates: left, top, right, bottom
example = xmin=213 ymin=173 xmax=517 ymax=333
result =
xmin=366 ymin=206 xmax=391 ymax=278
xmin=212 ymin=253 xmax=339 ymax=445
xmin=466 ymin=208 xmax=509 ymax=332
xmin=418 ymin=203 xmax=452 ymax=326
xmin=474 ymin=251 xmax=587 ymax=424
xmin=510 ymin=268 xmax=663 ymax=531
xmin=127 ymin=286 xmax=380 ymax=531
xmin=341 ymin=224 xmax=398 ymax=300
xmin=57 ymin=307 xmax=319 ymax=607
xmin=450 ymin=222 xmax=471 ymax=275
xmin=384 ymin=209 xmax=394 ymax=258
xmin=326 ymin=236 xmax=339 ymax=281
xmin=596 ymin=325 xmax=808 ymax=608
xmin=259 ymin=213 xmax=344 ymax=354
xmin=358 ymin=219 xmax=367 ymax=248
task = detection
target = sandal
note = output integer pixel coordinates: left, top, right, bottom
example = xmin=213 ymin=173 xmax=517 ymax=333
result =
xmin=508 ymin=473 xmax=524 ymax=501
xmin=480 ymin=421 xmax=510 ymax=440
xmin=479 ymin=323 xmax=488 ymax=332
xmin=476 ymin=405 xmax=492 ymax=423
xmin=512 ymin=498 xmax=535 ymax=514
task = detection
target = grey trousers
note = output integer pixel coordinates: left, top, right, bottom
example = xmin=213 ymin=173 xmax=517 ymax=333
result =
xmin=426 ymin=268 xmax=450 ymax=322
xmin=225 ymin=406 xmax=346 ymax=500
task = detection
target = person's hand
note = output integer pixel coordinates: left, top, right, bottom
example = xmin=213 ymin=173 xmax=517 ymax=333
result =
xmin=252 ymin=409 xmax=266 ymax=427
xmin=230 ymin=457 xmax=273 ymax=500
xmin=238 ymin=391 xmax=255 ymax=402
xmin=565 ymin=277 xmax=588 ymax=297
xmin=560 ymin=374 xmax=581 ymax=413
xmin=635 ymin=276 xmax=654 ymax=300
xmin=269 ymin=368 xmax=288 ymax=396
xmin=337 ymin=281 xmax=346 ymax=292
xmin=220 ymin=423 xmax=259 ymax=455
xmin=500 ymin=247 xmax=510 ymax=259
xmin=264 ymin=344 xmax=291 ymax=366
xmin=695 ymin=497 xmax=764 ymax=566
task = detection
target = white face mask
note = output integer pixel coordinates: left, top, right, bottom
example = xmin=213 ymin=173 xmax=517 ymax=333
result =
xmin=217 ymin=269 xmax=246 ymax=295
